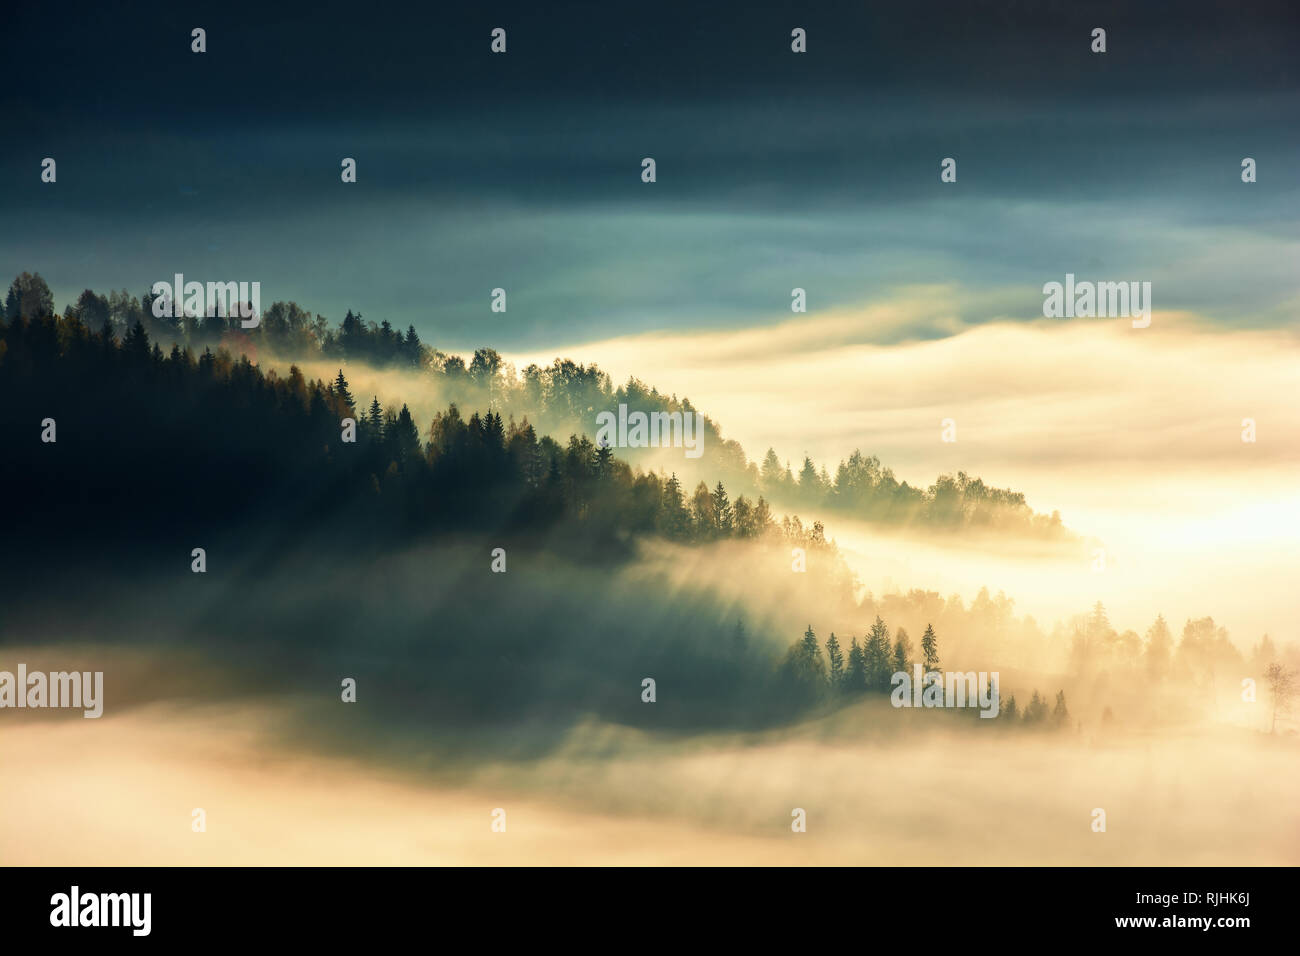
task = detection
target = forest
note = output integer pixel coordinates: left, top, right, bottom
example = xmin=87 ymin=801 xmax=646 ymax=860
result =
xmin=1 ymin=271 xmax=1291 ymax=738
xmin=4 ymin=271 xmax=1068 ymax=539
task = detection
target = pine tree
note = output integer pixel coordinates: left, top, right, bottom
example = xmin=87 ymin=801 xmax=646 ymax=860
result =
xmin=712 ymin=481 xmax=733 ymax=535
xmin=797 ymin=456 xmax=821 ymax=501
xmin=920 ymin=623 xmax=940 ymax=672
xmin=825 ymin=632 xmax=844 ymax=690
xmin=594 ymin=437 xmax=614 ymax=480
xmin=1052 ymin=690 xmax=1069 ymax=727
xmin=781 ymin=625 xmax=827 ymax=695
xmin=864 ymin=616 xmax=892 ymax=691
xmin=333 ymin=369 xmax=355 ymax=410
xmin=800 ymin=625 xmax=820 ymax=663
xmin=1024 ymin=690 xmax=1046 ymax=724
xmin=690 ymin=481 xmax=716 ymax=538
xmin=1144 ymin=614 xmax=1172 ymax=680
xmin=392 ymin=404 xmax=421 ymax=463
xmin=847 ymin=636 xmax=866 ymax=691
xmin=366 ymin=396 xmax=384 ymax=437
xmin=892 ymin=627 xmax=912 ymax=675
xmin=122 ymin=320 xmax=150 ymax=364
xmin=1003 ymin=694 xmax=1018 ymax=721
xmin=920 ymin=624 xmax=941 ymax=702
xmin=661 ymin=474 xmax=689 ymax=539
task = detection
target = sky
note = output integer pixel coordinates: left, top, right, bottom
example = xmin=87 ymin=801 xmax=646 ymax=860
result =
xmin=2 ymin=0 xmax=1297 ymax=350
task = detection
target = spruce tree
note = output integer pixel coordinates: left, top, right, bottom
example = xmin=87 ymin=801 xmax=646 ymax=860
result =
xmin=1004 ymin=694 xmax=1018 ymax=721
xmin=864 ymin=616 xmax=892 ymax=691
xmin=920 ymin=623 xmax=941 ymax=702
xmin=712 ymin=482 xmax=733 ymax=535
xmin=1052 ymin=690 xmax=1069 ymax=727
xmin=847 ymin=636 xmax=866 ymax=691
xmin=392 ymin=404 xmax=421 ymax=463
xmin=825 ymin=632 xmax=844 ymax=690
xmin=920 ymin=623 xmax=940 ymax=672
xmin=892 ymin=627 xmax=912 ymax=675
xmin=333 ymin=368 xmax=355 ymax=410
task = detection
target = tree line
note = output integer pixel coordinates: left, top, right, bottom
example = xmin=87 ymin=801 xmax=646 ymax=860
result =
xmin=777 ymin=618 xmax=1069 ymax=725
xmin=0 ymin=304 xmax=839 ymax=566
xmin=4 ymin=271 xmax=1070 ymax=541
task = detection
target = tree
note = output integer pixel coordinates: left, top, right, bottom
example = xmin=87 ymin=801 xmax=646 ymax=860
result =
xmin=1144 ymin=614 xmax=1172 ymax=680
xmin=660 ymin=474 xmax=690 ymax=539
xmin=800 ymin=625 xmax=821 ymax=665
xmin=847 ymin=636 xmax=865 ymax=691
xmin=825 ymin=632 xmax=844 ymax=690
xmin=1024 ymin=690 xmax=1047 ymax=724
xmin=781 ymin=625 xmax=827 ymax=699
xmin=1052 ymin=690 xmax=1069 ymax=727
xmin=122 ymin=320 xmax=151 ymax=365
xmin=691 ymin=481 xmax=715 ymax=537
xmin=71 ymin=289 xmax=111 ymax=332
xmin=712 ymin=482 xmax=733 ymax=535
xmin=1263 ymin=663 xmax=1296 ymax=734
xmin=797 ymin=456 xmax=822 ymax=501
xmin=402 ymin=326 xmax=422 ymax=366
xmin=732 ymin=495 xmax=754 ymax=538
xmin=864 ymin=616 xmax=892 ymax=691
xmin=391 ymin=404 xmax=421 ymax=463
xmin=5 ymin=272 xmax=54 ymax=319
xmin=760 ymin=448 xmax=785 ymax=496
xmin=593 ymin=439 xmax=614 ymax=479
xmin=920 ymin=623 xmax=940 ymax=672
xmin=892 ymin=627 xmax=912 ymax=675
xmin=919 ymin=623 xmax=941 ymax=702
xmin=333 ymin=369 xmax=355 ymax=410
xmin=366 ymin=396 xmax=384 ymax=437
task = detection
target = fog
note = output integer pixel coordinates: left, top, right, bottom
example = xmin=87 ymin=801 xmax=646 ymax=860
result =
xmin=5 ymin=695 xmax=1296 ymax=865
xmin=3 ymin=519 xmax=1296 ymax=864
xmin=4 ymin=292 xmax=1296 ymax=865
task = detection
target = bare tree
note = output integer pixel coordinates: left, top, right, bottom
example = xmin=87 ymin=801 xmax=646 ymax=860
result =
xmin=1263 ymin=663 xmax=1296 ymax=734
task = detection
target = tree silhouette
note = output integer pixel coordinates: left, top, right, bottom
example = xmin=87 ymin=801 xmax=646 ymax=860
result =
xmin=1052 ymin=690 xmax=1069 ymax=727
xmin=825 ymin=632 xmax=844 ymax=691
xmin=864 ymin=616 xmax=892 ymax=691
xmin=847 ymin=636 xmax=866 ymax=691
xmin=920 ymin=624 xmax=940 ymax=669
xmin=892 ymin=627 xmax=912 ymax=675
xmin=1264 ymin=663 xmax=1296 ymax=734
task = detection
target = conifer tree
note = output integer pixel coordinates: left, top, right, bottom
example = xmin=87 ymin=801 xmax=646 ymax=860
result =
xmin=1052 ymin=690 xmax=1069 ymax=727
xmin=825 ymin=632 xmax=844 ymax=690
xmin=892 ymin=627 xmax=912 ymax=675
xmin=712 ymin=481 xmax=733 ymax=535
xmin=920 ymin=623 xmax=940 ymax=672
xmin=333 ymin=368 xmax=355 ymax=410
xmin=864 ymin=616 xmax=892 ymax=691
xmin=847 ymin=636 xmax=866 ymax=691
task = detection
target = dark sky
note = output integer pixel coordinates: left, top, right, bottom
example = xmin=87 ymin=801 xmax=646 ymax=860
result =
xmin=4 ymin=0 xmax=1297 ymax=349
